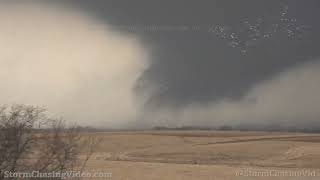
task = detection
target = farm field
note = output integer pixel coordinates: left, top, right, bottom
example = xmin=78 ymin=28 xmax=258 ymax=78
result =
xmin=78 ymin=131 xmax=320 ymax=180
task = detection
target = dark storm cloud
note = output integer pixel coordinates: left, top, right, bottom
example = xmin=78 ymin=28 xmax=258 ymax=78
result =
xmin=65 ymin=0 xmax=320 ymax=107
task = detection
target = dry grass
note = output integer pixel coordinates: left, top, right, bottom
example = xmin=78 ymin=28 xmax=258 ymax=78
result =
xmin=78 ymin=131 xmax=320 ymax=180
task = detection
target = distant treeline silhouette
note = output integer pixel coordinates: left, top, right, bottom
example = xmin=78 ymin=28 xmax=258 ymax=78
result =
xmin=152 ymin=125 xmax=320 ymax=133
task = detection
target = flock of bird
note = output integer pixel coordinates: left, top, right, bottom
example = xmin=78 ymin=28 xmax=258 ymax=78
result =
xmin=211 ymin=5 xmax=311 ymax=55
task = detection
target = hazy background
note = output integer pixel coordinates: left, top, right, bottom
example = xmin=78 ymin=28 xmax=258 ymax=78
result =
xmin=0 ymin=0 xmax=319 ymax=130
xmin=0 ymin=2 xmax=149 ymax=128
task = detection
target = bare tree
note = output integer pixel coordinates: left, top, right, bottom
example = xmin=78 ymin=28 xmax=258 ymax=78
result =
xmin=0 ymin=104 xmax=99 ymax=180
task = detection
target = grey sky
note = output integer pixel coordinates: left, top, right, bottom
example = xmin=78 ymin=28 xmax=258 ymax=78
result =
xmin=65 ymin=0 xmax=320 ymax=107
xmin=1 ymin=0 xmax=320 ymax=129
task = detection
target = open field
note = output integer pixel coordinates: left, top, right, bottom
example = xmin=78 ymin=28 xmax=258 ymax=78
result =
xmin=79 ymin=131 xmax=320 ymax=180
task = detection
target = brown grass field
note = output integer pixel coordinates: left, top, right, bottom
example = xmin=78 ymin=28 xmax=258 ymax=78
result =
xmin=78 ymin=131 xmax=320 ymax=180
